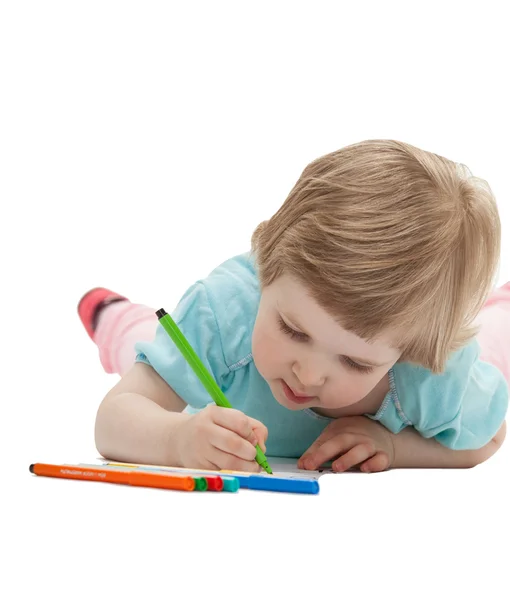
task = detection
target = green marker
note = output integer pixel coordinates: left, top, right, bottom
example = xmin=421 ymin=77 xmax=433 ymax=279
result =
xmin=156 ymin=308 xmax=273 ymax=475
xmin=193 ymin=477 xmax=207 ymax=491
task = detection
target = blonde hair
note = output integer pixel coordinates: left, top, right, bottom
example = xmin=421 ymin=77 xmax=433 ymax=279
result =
xmin=251 ymin=139 xmax=501 ymax=373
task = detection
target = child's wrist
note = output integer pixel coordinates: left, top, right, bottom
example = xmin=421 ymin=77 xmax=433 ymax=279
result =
xmin=165 ymin=411 xmax=193 ymax=467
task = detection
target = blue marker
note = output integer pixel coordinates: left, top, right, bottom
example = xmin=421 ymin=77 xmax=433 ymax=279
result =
xmin=246 ymin=475 xmax=319 ymax=494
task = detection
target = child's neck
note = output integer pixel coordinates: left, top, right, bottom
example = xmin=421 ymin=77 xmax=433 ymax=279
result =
xmin=311 ymin=372 xmax=389 ymax=419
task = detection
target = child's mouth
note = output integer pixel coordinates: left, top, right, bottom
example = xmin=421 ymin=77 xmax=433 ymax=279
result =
xmin=281 ymin=380 xmax=316 ymax=405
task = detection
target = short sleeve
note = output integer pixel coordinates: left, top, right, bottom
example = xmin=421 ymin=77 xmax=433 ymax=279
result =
xmin=393 ymin=340 xmax=509 ymax=450
xmin=134 ymin=282 xmax=230 ymax=410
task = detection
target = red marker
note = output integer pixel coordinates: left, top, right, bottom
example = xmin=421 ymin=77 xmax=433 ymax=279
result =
xmin=204 ymin=476 xmax=224 ymax=491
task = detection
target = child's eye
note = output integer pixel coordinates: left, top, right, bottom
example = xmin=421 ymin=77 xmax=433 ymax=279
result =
xmin=278 ymin=317 xmax=309 ymax=342
xmin=342 ymin=356 xmax=374 ymax=374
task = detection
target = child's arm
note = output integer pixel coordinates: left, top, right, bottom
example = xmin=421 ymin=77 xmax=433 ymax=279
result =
xmin=95 ymin=362 xmax=189 ymax=466
xmin=298 ymin=416 xmax=506 ymax=472
xmin=95 ymin=362 xmax=267 ymax=470
xmin=391 ymin=420 xmax=506 ymax=469
xmin=300 ymin=341 xmax=507 ymax=472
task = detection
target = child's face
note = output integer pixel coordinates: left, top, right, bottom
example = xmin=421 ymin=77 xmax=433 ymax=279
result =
xmin=252 ymin=274 xmax=401 ymax=412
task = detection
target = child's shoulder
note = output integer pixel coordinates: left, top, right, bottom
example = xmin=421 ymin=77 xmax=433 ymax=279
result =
xmin=393 ymin=337 xmax=480 ymax=391
xmin=384 ymin=339 xmax=508 ymax=449
xmin=197 ymin=252 xmax=260 ymax=367
xmin=134 ymin=252 xmax=261 ymax=409
xmin=204 ymin=252 xmax=259 ymax=298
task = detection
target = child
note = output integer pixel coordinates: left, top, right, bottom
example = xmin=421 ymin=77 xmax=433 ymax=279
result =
xmin=79 ymin=139 xmax=508 ymax=473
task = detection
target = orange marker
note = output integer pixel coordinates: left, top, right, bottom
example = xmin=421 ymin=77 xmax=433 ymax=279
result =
xmin=29 ymin=463 xmax=195 ymax=491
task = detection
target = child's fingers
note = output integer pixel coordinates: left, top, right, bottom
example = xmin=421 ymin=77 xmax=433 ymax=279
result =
xmin=300 ymin=434 xmax=358 ymax=470
xmin=298 ymin=429 xmax=341 ymax=468
xmin=207 ymin=446 xmax=261 ymax=473
xmin=210 ymin=407 xmax=259 ymax=446
xmin=332 ymin=443 xmax=375 ymax=473
xmin=249 ymin=418 xmax=268 ymax=452
xmin=257 ymin=438 xmax=267 ymax=453
xmin=209 ymin=425 xmax=258 ymax=461
xmin=360 ymin=452 xmax=390 ymax=473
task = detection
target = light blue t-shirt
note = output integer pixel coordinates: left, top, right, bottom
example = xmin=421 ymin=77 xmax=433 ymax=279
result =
xmin=135 ymin=253 xmax=508 ymax=457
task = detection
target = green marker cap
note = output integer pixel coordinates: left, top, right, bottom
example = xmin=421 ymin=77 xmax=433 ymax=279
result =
xmin=193 ymin=477 xmax=207 ymax=491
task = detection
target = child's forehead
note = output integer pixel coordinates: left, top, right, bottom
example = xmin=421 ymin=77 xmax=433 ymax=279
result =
xmin=267 ymin=274 xmax=401 ymax=361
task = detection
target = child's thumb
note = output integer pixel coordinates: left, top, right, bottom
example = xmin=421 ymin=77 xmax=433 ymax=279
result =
xmin=248 ymin=417 xmax=268 ymax=452
xmin=257 ymin=437 xmax=267 ymax=453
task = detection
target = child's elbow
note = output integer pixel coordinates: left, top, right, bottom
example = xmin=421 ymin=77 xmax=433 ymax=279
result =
xmin=469 ymin=421 xmax=506 ymax=467
xmin=94 ymin=394 xmax=116 ymax=458
xmin=495 ymin=420 xmax=507 ymax=447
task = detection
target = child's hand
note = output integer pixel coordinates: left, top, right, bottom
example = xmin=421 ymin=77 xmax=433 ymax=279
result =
xmin=298 ymin=416 xmax=395 ymax=473
xmin=176 ymin=405 xmax=268 ymax=472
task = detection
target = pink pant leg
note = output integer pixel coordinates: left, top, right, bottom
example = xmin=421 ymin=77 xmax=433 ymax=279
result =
xmin=94 ymin=302 xmax=158 ymax=377
xmin=475 ymin=282 xmax=510 ymax=385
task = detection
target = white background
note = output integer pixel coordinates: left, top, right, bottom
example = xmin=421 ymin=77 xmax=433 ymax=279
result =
xmin=1 ymin=2 xmax=509 ymax=599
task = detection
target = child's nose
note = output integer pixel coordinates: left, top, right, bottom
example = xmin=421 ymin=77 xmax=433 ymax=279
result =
xmin=292 ymin=362 xmax=326 ymax=389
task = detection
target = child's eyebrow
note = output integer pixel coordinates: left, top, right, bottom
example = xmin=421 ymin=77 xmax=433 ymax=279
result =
xmin=281 ymin=311 xmax=385 ymax=367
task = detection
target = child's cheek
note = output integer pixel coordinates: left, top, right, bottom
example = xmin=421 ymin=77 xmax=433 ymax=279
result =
xmin=252 ymin=325 xmax=284 ymax=378
xmin=322 ymin=377 xmax=376 ymax=409
xmin=251 ymin=325 xmax=270 ymax=374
